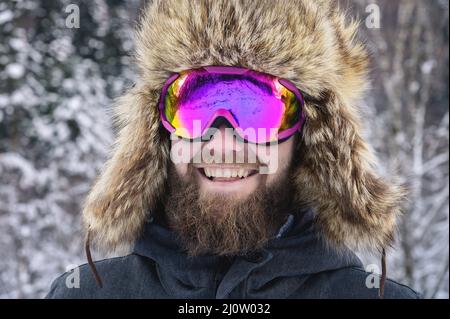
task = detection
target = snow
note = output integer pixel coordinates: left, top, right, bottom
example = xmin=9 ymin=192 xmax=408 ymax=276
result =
xmin=0 ymin=94 xmax=9 ymax=107
xmin=0 ymin=10 xmax=13 ymax=25
xmin=9 ymin=38 xmax=26 ymax=51
xmin=421 ymin=60 xmax=436 ymax=75
xmin=5 ymin=63 xmax=25 ymax=79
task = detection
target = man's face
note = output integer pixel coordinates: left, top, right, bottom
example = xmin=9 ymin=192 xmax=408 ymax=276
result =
xmin=164 ymin=125 xmax=297 ymax=256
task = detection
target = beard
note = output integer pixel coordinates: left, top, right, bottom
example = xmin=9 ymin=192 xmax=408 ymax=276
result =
xmin=163 ymin=163 xmax=295 ymax=257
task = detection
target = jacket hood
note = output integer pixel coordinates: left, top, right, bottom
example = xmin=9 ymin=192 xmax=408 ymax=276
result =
xmin=133 ymin=208 xmax=362 ymax=298
xmin=83 ymin=0 xmax=406 ymax=253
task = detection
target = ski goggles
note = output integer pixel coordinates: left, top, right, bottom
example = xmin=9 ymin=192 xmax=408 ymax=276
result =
xmin=158 ymin=66 xmax=305 ymax=144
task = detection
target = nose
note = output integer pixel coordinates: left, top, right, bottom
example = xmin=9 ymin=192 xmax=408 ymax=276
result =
xmin=203 ymin=124 xmax=243 ymax=157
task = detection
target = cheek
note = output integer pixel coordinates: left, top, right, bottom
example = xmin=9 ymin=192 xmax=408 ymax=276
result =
xmin=264 ymin=137 xmax=295 ymax=185
xmin=174 ymin=162 xmax=189 ymax=178
xmin=171 ymin=139 xmax=191 ymax=180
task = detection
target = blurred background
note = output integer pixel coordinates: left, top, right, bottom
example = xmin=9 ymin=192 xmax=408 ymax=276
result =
xmin=0 ymin=0 xmax=448 ymax=298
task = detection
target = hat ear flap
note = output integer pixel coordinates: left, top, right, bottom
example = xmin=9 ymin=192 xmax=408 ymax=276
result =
xmin=83 ymin=85 xmax=169 ymax=253
xmin=294 ymin=91 xmax=407 ymax=251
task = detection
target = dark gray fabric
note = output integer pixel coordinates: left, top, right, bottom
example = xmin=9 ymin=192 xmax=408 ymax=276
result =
xmin=46 ymin=209 xmax=421 ymax=299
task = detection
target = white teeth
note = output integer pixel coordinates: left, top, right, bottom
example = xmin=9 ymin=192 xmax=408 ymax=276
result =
xmin=202 ymin=167 xmax=253 ymax=179
xmin=215 ymin=168 xmax=223 ymax=178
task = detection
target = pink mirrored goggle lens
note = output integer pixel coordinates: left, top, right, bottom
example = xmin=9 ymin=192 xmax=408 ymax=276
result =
xmin=160 ymin=66 xmax=305 ymax=144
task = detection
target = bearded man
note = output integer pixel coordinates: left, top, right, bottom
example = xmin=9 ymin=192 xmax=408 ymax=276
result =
xmin=47 ymin=0 xmax=420 ymax=299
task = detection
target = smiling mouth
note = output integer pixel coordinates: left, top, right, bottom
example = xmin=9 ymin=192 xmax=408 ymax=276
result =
xmin=194 ymin=165 xmax=259 ymax=182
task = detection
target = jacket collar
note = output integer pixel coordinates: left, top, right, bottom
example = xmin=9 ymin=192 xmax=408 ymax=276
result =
xmin=133 ymin=208 xmax=362 ymax=298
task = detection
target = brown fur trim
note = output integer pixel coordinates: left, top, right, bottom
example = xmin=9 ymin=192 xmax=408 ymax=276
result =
xmin=83 ymin=0 xmax=406 ymax=252
xmin=83 ymin=85 xmax=170 ymax=252
xmin=294 ymin=91 xmax=407 ymax=251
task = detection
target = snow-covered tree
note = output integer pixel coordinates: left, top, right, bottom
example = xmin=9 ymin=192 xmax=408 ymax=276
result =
xmin=348 ymin=0 xmax=449 ymax=298
xmin=0 ymin=0 xmax=139 ymax=298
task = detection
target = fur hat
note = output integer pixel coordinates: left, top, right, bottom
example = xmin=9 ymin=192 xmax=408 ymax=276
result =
xmin=83 ymin=0 xmax=406 ymax=254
